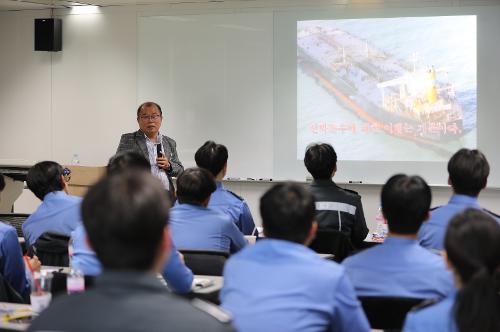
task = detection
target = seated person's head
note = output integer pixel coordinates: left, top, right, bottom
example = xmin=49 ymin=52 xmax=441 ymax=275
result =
xmin=381 ymin=174 xmax=431 ymax=235
xmin=304 ymin=143 xmax=337 ymax=180
xmin=194 ymin=140 xmax=228 ymax=178
xmin=107 ymin=151 xmax=151 ymax=175
xmin=260 ymin=183 xmax=316 ymax=245
xmin=176 ymin=167 xmax=216 ymax=206
xmin=444 ymin=208 xmax=500 ymax=332
xmin=448 ymin=148 xmax=489 ymax=197
xmin=27 ymin=161 xmax=66 ymax=200
xmin=82 ymin=171 xmax=171 ymax=272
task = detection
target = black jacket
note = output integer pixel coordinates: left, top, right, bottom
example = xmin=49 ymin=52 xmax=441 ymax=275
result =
xmin=309 ymin=179 xmax=369 ymax=247
xmin=28 ymin=271 xmax=234 ymax=332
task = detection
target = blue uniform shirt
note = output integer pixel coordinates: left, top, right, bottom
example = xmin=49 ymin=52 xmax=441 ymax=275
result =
xmin=418 ymin=194 xmax=500 ymax=251
xmin=342 ymin=237 xmax=453 ymax=299
xmin=22 ymin=191 xmax=81 ymax=248
xmin=0 ymin=222 xmax=29 ymax=297
xmin=221 ymin=239 xmax=370 ymax=332
xmin=403 ymin=291 xmax=457 ymax=332
xmin=70 ymin=224 xmax=194 ymax=294
xmin=209 ymin=182 xmax=256 ymax=235
xmin=170 ymin=203 xmax=247 ymax=253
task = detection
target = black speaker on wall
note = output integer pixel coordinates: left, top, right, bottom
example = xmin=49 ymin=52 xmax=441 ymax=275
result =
xmin=34 ymin=18 xmax=62 ymax=52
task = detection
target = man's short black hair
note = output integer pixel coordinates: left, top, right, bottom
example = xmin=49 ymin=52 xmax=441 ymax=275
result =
xmin=107 ymin=151 xmax=151 ymax=175
xmin=136 ymin=101 xmax=162 ymax=117
xmin=448 ymin=148 xmax=489 ymax=197
xmin=304 ymin=143 xmax=337 ymax=180
xmin=27 ymin=161 xmax=65 ymax=200
xmin=260 ymin=183 xmax=315 ymax=244
xmin=176 ymin=168 xmax=216 ymax=205
xmin=381 ymin=174 xmax=431 ymax=235
xmin=194 ymin=141 xmax=228 ymax=177
xmin=82 ymin=171 xmax=170 ymax=271
xmin=0 ymin=174 xmax=4 ymax=192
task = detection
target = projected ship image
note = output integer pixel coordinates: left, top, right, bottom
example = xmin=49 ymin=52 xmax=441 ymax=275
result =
xmin=297 ymin=22 xmax=475 ymax=153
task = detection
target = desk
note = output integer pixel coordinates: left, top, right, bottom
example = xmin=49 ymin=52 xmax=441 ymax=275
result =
xmin=0 ymin=302 xmax=32 ymax=331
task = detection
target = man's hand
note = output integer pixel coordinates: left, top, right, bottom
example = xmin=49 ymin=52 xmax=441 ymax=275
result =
xmin=27 ymin=255 xmax=42 ymax=272
xmin=157 ymin=154 xmax=171 ymax=170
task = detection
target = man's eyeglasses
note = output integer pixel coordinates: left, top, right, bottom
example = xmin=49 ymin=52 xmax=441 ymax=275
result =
xmin=63 ymin=168 xmax=71 ymax=182
xmin=139 ymin=114 xmax=161 ymax=121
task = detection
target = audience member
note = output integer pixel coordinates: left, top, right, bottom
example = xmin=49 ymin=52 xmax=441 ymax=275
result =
xmin=70 ymin=151 xmax=193 ymax=294
xmin=28 ymin=171 xmax=234 ymax=331
xmin=0 ymin=174 xmax=40 ymax=299
xmin=343 ymin=174 xmax=453 ymax=299
xmin=220 ymin=183 xmax=370 ymax=332
xmin=22 ymin=161 xmax=81 ymax=248
xmin=116 ymin=101 xmax=183 ymax=200
xmin=404 ymin=208 xmax=500 ymax=332
xmin=418 ymin=148 xmax=499 ymax=250
xmin=195 ymin=140 xmax=256 ymax=235
xmin=304 ymin=143 xmax=368 ymax=247
xmin=170 ymin=168 xmax=246 ymax=253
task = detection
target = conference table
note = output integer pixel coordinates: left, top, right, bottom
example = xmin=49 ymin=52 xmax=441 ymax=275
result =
xmin=0 ymin=302 xmax=31 ymax=331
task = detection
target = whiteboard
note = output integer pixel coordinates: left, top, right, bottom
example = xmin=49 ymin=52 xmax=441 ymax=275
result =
xmin=138 ymin=13 xmax=274 ymax=179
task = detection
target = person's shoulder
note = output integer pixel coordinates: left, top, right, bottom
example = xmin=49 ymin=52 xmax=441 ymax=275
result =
xmin=342 ymin=245 xmax=378 ymax=267
xmin=118 ymin=131 xmax=139 ymax=140
xmin=227 ymin=189 xmax=243 ymax=201
xmin=208 ymin=208 xmax=233 ymax=222
xmin=0 ymin=221 xmax=15 ymax=234
xmin=482 ymin=208 xmax=500 ymax=220
xmin=405 ymin=297 xmax=454 ymax=331
xmin=0 ymin=222 xmax=17 ymax=244
xmin=335 ymin=185 xmax=362 ymax=202
xmin=150 ymin=294 xmax=234 ymax=330
xmin=66 ymin=194 xmax=83 ymax=204
xmin=162 ymin=135 xmax=177 ymax=145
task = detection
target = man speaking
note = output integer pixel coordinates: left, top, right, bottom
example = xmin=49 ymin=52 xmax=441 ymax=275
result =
xmin=117 ymin=102 xmax=184 ymax=195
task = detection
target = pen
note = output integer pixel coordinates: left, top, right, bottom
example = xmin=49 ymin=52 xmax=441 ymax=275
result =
xmin=348 ymin=181 xmax=363 ymax=184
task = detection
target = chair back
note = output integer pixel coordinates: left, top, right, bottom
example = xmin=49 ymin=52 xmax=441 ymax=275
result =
xmin=179 ymin=250 xmax=229 ymax=276
xmin=308 ymin=229 xmax=354 ymax=262
xmin=0 ymin=213 xmax=30 ymax=237
xmin=359 ymin=296 xmax=425 ymax=330
xmin=31 ymin=232 xmax=70 ymax=267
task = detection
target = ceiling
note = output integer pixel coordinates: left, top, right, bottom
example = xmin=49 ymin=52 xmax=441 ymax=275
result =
xmin=0 ymin=0 xmax=265 ymax=11
xmin=0 ymin=0 xmax=496 ymax=11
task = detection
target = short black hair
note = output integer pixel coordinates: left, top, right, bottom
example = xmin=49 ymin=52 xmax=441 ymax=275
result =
xmin=27 ymin=161 xmax=65 ymax=200
xmin=448 ymin=148 xmax=489 ymax=196
xmin=304 ymin=143 xmax=337 ymax=180
xmin=260 ymin=183 xmax=315 ymax=244
xmin=381 ymin=174 xmax=431 ymax=235
xmin=176 ymin=168 xmax=216 ymax=205
xmin=107 ymin=151 xmax=151 ymax=175
xmin=136 ymin=101 xmax=162 ymax=117
xmin=0 ymin=174 xmax=4 ymax=192
xmin=82 ymin=171 xmax=170 ymax=271
xmin=194 ymin=141 xmax=228 ymax=177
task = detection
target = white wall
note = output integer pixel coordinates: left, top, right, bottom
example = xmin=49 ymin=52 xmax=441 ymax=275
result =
xmin=1 ymin=1 xmax=499 ymax=232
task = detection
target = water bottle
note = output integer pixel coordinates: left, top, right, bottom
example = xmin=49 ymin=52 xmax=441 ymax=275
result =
xmin=67 ymin=268 xmax=85 ymax=294
xmin=374 ymin=206 xmax=388 ymax=240
xmin=71 ymin=154 xmax=80 ymax=165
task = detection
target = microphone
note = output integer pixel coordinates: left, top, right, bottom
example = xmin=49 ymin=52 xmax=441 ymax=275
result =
xmin=156 ymin=144 xmax=162 ymax=158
